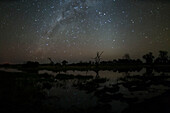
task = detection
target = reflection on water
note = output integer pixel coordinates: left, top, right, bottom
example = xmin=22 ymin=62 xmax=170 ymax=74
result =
xmin=0 ymin=68 xmax=170 ymax=113
xmin=39 ymin=70 xmax=58 ymax=76
xmin=0 ymin=68 xmax=22 ymax=73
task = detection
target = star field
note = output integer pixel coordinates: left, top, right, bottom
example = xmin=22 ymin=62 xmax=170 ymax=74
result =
xmin=0 ymin=0 xmax=170 ymax=63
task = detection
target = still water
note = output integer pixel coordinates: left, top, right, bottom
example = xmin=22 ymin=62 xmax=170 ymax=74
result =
xmin=0 ymin=68 xmax=170 ymax=113
xmin=38 ymin=69 xmax=170 ymax=113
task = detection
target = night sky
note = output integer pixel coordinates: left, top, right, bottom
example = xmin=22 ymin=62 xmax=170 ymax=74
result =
xmin=0 ymin=0 xmax=170 ymax=64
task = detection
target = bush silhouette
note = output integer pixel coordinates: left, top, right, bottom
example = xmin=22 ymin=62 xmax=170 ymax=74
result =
xmin=62 ymin=60 xmax=68 ymax=66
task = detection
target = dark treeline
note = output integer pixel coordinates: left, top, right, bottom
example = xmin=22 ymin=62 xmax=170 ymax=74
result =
xmin=49 ymin=50 xmax=169 ymax=66
xmin=70 ymin=51 xmax=169 ymax=66
xmin=1 ymin=50 xmax=170 ymax=68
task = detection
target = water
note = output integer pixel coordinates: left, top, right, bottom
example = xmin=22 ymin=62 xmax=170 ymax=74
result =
xmin=0 ymin=68 xmax=22 ymax=73
xmin=37 ymin=69 xmax=170 ymax=112
xmin=0 ymin=68 xmax=170 ymax=113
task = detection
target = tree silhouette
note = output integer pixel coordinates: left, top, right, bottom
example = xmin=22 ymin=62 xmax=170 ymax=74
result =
xmin=62 ymin=60 xmax=68 ymax=66
xmin=48 ymin=58 xmax=54 ymax=65
xmin=123 ymin=53 xmax=130 ymax=60
xmin=155 ymin=51 xmax=168 ymax=64
xmin=93 ymin=51 xmax=103 ymax=67
xmin=143 ymin=52 xmax=154 ymax=64
xmin=24 ymin=61 xmax=39 ymax=67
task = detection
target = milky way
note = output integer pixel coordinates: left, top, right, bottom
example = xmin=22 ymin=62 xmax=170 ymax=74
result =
xmin=0 ymin=0 xmax=169 ymax=63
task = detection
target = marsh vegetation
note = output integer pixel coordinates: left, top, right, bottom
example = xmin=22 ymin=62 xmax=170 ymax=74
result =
xmin=0 ymin=51 xmax=170 ymax=113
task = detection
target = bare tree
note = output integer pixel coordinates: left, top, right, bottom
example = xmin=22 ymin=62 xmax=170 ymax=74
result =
xmin=48 ymin=58 xmax=54 ymax=65
xmin=93 ymin=51 xmax=104 ymax=66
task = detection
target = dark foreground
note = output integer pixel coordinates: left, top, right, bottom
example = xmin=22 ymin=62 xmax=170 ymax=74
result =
xmin=0 ymin=67 xmax=170 ymax=113
xmin=123 ymin=90 xmax=170 ymax=113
